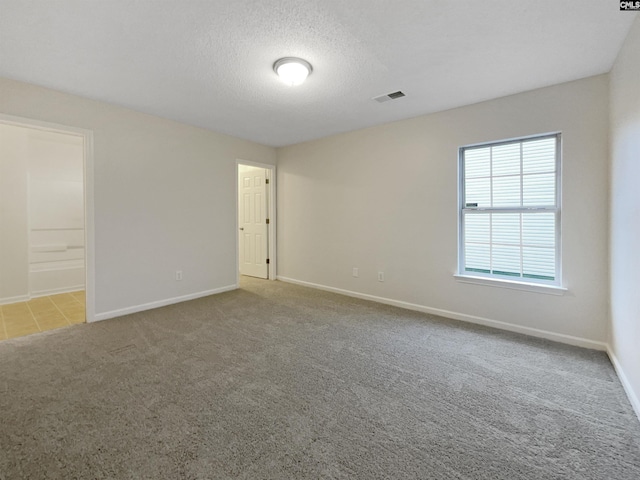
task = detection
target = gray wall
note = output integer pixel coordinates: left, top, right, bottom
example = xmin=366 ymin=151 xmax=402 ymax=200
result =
xmin=0 ymin=77 xmax=276 ymax=319
xmin=277 ymin=75 xmax=610 ymax=347
xmin=609 ymin=16 xmax=640 ymax=416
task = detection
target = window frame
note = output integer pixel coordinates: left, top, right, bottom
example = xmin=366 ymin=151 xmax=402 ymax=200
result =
xmin=457 ymin=132 xmax=563 ymax=290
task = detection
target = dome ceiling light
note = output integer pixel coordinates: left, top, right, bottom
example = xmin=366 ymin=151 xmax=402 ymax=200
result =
xmin=273 ymin=57 xmax=312 ymax=86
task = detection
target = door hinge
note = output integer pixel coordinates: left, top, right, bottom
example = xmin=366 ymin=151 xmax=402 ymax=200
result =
xmin=266 ymin=218 xmax=270 ymax=224
xmin=265 ymin=178 xmax=269 ymax=184
xmin=266 ymin=259 xmax=270 ymax=264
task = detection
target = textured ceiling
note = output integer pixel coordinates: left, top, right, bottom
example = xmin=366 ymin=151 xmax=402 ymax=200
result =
xmin=0 ymin=1 xmax=636 ymax=147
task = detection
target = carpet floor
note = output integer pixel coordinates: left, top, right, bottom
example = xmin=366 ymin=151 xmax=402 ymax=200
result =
xmin=0 ymin=277 xmax=639 ymax=479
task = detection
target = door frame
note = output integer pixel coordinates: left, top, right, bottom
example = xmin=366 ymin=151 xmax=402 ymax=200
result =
xmin=236 ymin=160 xmax=276 ymax=285
xmin=0 ymin=113 xmax=95 ymax=322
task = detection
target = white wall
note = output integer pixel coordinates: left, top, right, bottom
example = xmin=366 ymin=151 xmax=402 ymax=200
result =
xmin=609 ymin=16 xmax=640 ymax=416
xmin=277 ymin=75 xmax=610 ymax=346
xmin=0 ymin=124 xmax=29 ymax=302
xmin=0 ymin=77 xmax=276 ymax=318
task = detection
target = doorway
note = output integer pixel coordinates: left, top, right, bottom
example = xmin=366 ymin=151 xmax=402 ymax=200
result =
xmin=236 ymin=161 xmax=276 ymax=283
xmin=0 ymin=114 xmax=94 ymax=339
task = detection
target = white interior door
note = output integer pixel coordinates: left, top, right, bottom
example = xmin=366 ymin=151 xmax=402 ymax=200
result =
xmin=238 ymin=165 xmax=268 ymax=279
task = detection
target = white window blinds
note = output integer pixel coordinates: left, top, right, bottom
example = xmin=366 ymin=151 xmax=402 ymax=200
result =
xmin=460 ymin=134 xmax=560 ymax=284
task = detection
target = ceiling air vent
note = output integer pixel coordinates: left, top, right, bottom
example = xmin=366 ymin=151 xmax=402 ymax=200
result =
xmin=373 ymin=91 xmax=406 ymax=103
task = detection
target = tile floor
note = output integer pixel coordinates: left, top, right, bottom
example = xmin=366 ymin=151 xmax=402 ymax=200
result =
xmin=0 ymin=291 xmax=85 ymax=340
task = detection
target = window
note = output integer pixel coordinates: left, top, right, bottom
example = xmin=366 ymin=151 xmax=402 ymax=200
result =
xmin=459 ymin=133 xmax=561 ymax=286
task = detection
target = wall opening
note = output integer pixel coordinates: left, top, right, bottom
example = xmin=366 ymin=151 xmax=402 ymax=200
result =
xmin=0 ymin=115 xmax=94 ymax=339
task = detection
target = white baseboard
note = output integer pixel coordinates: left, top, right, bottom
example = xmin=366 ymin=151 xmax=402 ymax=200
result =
xmin=30 ymin=285 xmax=85 ymax=298
xmin=607 ymin=346 xmax=640 ymax=422
xmin=92 ymin=284 xmax=237 ymax=322
xmin=277 ymin=276 xmax=607 ymax=351
xmin=0 ymin=294 xmax=31 ymax=306
xmin=0 ymin=286 xmax=85 ymax=305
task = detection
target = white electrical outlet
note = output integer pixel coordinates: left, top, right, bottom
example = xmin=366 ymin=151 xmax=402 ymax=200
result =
xmin=378 ymin=271 xmax=384 ymax=282
xmin=352 ymin=267 xmax=359 ymax=277
xmin=176 ymin=270 xmax=183 ymax=281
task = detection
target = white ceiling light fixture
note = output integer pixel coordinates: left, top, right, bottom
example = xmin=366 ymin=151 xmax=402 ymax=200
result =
xmin=273 ymin=57 xmax=312 ymax=86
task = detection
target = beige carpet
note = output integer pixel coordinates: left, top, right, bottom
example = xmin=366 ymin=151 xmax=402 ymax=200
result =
xmin=0 ymin=277 xmax=639 ymax=479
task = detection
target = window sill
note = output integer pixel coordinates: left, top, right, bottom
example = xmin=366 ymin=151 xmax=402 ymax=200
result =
xmin=453 ymin=274 xmax=567 ymax=296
